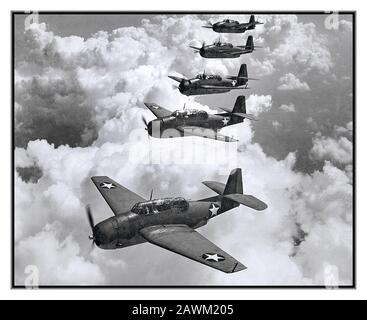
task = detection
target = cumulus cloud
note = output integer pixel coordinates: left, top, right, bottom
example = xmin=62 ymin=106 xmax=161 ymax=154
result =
xmin=249 ymin=57 xmax=275 ymax=76
xmin=277 ymin=73 xmax=310 ymax=91
xmin=310 ymin=133 xmax=353 ymax=165
xmin=14 ymin=15 xmax=353 ymax=286
xmin=266 ymin=15 xmax=333 ymax=74
xmin=245 ymin=94 xmax=272 ymax=116
xmin=15 ymin=222 xmax=106 ymax=285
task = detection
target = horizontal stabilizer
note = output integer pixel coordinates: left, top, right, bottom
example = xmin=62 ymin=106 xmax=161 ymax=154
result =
xmin=237 ymin=76 xmax=259 ymax=81
xmin=202 ymin=181 xmax=226 ymax=195
xmin=223 ymin=193 xmax=267 ymax=211
xmin=232 ymin=112 xmax=259 ymax=121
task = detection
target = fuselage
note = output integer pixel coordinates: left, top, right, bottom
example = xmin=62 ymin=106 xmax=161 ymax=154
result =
xmin=212 ymin=22 xmax=253 ymax=33
xmin=199 ymin=45 xmax=252 ymax=58
xmin=93 ymin=197 xmax=224 ymax=250
xmin=179 ymin=76 xmax=244 ymax=96
xmin=146 ymin=109 xmax=237 ymax=138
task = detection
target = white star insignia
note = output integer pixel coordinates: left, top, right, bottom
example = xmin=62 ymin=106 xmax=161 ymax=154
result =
xmin=100 ymin=182 xmax=116 ymax=189
xmin=209 ymin=203 xmax=219 ymax=217
xmin=202 ymin=253 xmax=225 ymax=262
xmin=231 ymin=80 xmax=237 ymax=86
xmin=222 ymin=117 xmax=229 ymax=126
xmin=152 ymin=105 xmax=159 ymax=109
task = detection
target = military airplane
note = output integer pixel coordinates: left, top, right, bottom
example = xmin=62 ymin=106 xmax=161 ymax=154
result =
xmin=169 ymin=64 xmax=257 ymax=95
xmin=202 ymin=15 xmax=263 ymax=33
xmin=142 ymin=95 xmax=257 ymax=142
xmin=190 ymin=35 xmax=260 ymax=58
xmin=88 ymin=168 xmax=267 ymax=273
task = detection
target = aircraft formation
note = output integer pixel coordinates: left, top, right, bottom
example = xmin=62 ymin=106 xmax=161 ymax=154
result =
xmin=88 ymin=15 xmax=267 ymax=274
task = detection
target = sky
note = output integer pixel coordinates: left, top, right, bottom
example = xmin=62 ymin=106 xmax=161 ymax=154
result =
xmin=13 ymin=13 xmax=353 ymax=286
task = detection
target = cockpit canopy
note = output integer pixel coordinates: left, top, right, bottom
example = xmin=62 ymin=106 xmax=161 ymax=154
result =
xmin=213 ymin=41 xmax=232 ymax=48
xmin=131 ymin=197 xmax=189 ymax=215
xmin=223 ymin=19 xmax=238 ymax=24
xmin=171 ymin=109 xmax=208 ymax=119
xmin=195 ymin=73 xmax=221 ymax=80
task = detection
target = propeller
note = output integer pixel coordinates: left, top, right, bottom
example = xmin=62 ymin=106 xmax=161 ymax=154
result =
xmin=141 ymin=115 xmax=148 ymax=130
xmin=86 ymin=205 xmax=95 ymax=246
xmin=149 ymin=189 xmax=153 ymax=200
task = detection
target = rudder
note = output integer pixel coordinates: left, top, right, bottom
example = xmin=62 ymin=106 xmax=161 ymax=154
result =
xmin=237 ymin=64 xmax=248 ymax=86
xmin=245 ymin=36 xmax=254 ymax=51
xmin=232 ymin=96 xmax=247 ymax=114
xmin=224 ymin=168 xmax=243 ymax=195
xmin=220 ymin=168 xmax=243 ymax=212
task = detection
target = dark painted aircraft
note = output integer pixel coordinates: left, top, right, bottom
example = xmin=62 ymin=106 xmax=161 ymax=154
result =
xmin=142 ymin=95 xmax=257 ymax=142
xmin=190 ymin=36 xmax=261 ymax=58
xmin=87 ymin=168 xmax=267 ymax=273
xmin=169 ymin=64 xmax=257 ymax=96
xmin=202 ymin=15 xmax=263 ymax=33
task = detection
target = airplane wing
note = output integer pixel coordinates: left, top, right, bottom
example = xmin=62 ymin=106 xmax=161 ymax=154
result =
xmin=200 ymin=85 xmax=247 ymax=90
xmin=91 ymin=176 xmax=146 ymax=215
xmin=177 ymin=126 xmax=238 ymax=142
xmin=144 ymin=102 xmax=172 ymax=118
xmin=168 ymin=75 xmax=185 ymax=83
xmin=139 ymin=224 xmax=246 ymax=273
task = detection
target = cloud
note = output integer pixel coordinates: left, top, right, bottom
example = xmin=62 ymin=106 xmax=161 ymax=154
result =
xmin=310 ymin=134 xmax=353 ymax=165
xmin=245 ymin=94 xmax=272 ymax=116
xmin=279 ymin=103 xmax=296 ymax=112
xmin=249 ymin=57 xmax=275 ymax=76
xmin=277 ymin=73 xmax=310 ymax=91
xmin=14 ymin=16 xmax=353 ymax=286
xmin=15 ymin=222 xmax=106 ymax=285
xmin=267 ymin=15 xmax=333 ymax=74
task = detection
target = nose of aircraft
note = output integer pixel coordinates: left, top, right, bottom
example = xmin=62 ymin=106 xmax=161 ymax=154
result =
xmin=93 ymin=220 xmax=115 ymax=247
xmin=179 ymin=80 xmax=188 ymax=93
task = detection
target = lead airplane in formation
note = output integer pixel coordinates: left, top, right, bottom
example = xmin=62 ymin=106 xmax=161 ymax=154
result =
xmin=190 ymin=36 xmax=261 ymax=59
xmin=169 ymin=64 xmax=257 ymax=95
xmin=88 ymin=168 xmax=267 ymax=273
xmin=202 ymin=14 xmax=263 ymax=33
xmin=142 ymin=95 xmax=257 ymax=142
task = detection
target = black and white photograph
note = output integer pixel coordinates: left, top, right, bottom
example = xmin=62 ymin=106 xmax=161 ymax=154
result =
xmin=12 ymin=11 xmax=354 ymax=288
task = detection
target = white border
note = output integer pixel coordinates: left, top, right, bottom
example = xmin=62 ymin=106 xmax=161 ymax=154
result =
xmin=1 ymin=0 xmax=364 ymax=300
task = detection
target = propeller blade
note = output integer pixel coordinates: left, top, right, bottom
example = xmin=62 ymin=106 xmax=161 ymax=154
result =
xmin=149 ymin=189 xmax=153 ymax=200
xmin=189 ymin=45 xmax=201 ymax=51
xmin=141 ymin=115 xmax=148 ymax=128
xmin=86 ymin=205 xmax=94 ymax=230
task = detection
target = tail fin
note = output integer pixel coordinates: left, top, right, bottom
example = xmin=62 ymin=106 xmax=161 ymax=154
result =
xmin=201 ymin=168 xmax=267 ymax=212
xmin=249 ymin=15 xmax=255 ymax=25
xmin=245 ymin=36 xmax=254 ymax=51
xmin=231 ymin=96 xmax=258 ymax=121
xmin=237 ymin=64 xmax=247 ymax=86
xmin=222 ymin=168 xmax=267 ymax=211
xmin=224 ymin=168 xmax=243 ymax=195
xmin=232 ymin=96 xmax=247 ymax=114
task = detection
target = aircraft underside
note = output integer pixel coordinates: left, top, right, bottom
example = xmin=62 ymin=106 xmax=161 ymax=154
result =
xmin=203 ymin=52 xmax=241 ymax=58
xmin=181 ymin=87 xmax=231 ymax=95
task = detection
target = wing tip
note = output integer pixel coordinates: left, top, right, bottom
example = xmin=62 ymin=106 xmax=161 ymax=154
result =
xmin=91 ymin=176 xmax=109 ymax=181
xmin=231 ymin=262 xmax=247 ymax=273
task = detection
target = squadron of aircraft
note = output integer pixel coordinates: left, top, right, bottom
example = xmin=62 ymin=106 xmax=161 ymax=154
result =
xmin=88 ymin=15 xmax=267 ymax=273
